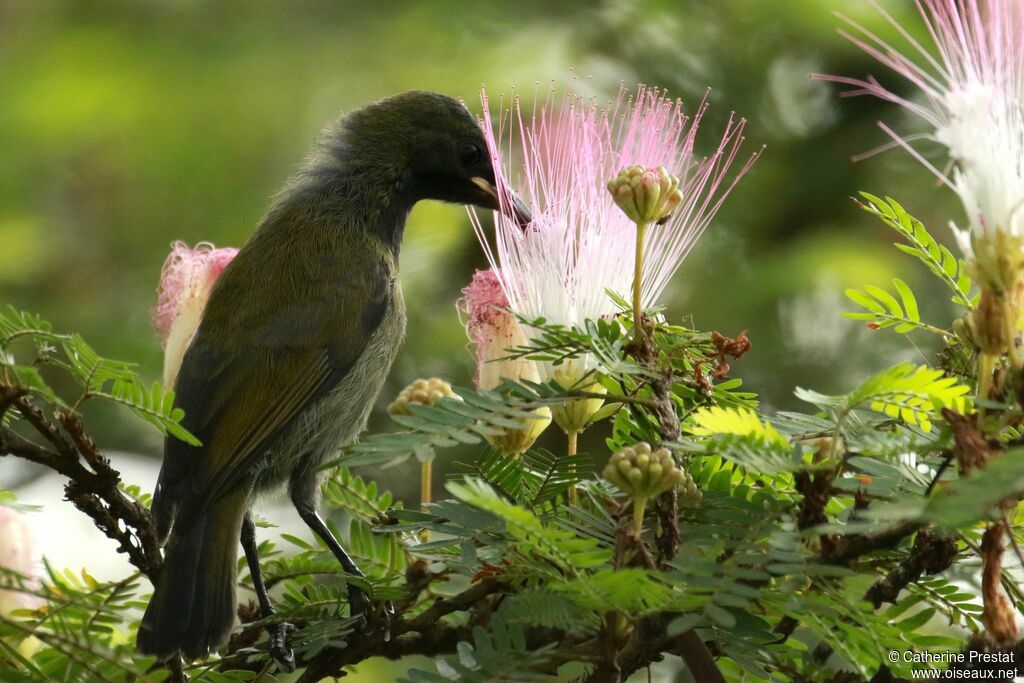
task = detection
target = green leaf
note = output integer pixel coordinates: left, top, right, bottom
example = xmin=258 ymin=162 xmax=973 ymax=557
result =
xmin=850 ymin=363 xmax=972 ymax=431
xmin=687 ymin=406 xmax=789 ymax=448
xmin=845 ymin=288 xmax=884 ymax=315
xmin=922 ymin=449 xmax=1024 ymax=527
xmin=447 ymin=478 xmax=611 ymax=574
xmin=843 ymin=279 xmax=940 ymax=335
xmin=804 ymin=363 xmax=972 ymax=432
xmin=857 ymin=194 xmax=974 ymax=309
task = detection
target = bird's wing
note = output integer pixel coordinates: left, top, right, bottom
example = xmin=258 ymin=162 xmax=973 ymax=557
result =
xmin=155 ymin=242 xmax=394 ymax=528
xmin=182 ymin=346 xmax=334 ymax=506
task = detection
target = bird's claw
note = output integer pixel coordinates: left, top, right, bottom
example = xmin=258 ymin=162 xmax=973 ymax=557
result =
xmin=348 ymin=584 xmax=393 ymax=623
xmin=269 ymin=621 xmax=296 ymax=673
xmin=348 ymin=584 xmax=368 ymax=618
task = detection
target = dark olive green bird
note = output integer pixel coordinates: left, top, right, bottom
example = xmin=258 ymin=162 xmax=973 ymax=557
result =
xmin=136 ymin=91 xmax=529 ymax=665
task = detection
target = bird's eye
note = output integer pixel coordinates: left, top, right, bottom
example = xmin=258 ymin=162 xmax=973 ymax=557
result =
xmin=459 ymin=141 xmax=483 ymax=167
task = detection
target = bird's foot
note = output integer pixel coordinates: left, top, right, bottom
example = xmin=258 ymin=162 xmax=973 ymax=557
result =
xmin=269 ymin=622 xmax=296 ymax=673
xmin=347 ymin=584 xmax=367 ymax=617
xmin=347 ymin=583 xmax=393 ymax=623
xmin=382 ymin=599 xmax=395 ymax=619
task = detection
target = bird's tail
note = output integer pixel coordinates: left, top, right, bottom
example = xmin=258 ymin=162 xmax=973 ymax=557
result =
xmin=137 ymin=491 xmax=246 ymax=661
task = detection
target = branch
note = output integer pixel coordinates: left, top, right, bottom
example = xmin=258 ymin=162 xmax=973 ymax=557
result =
xmin=0 ymin=384 xmax=26 ymax=423
xmin=774 ymin=520 xmax=926 ymax=642
xmin=823 ymin=521 xmax=922 ymax=567
xmin=623 ymin=319 xmax=723 ymax=683
xmin=294 ymin=577 xmax=509 ymax=682
xmin=0 ymin=386 xmax=162 ymax=579
xmin=865 ymin=529 xmax=957 ymax=608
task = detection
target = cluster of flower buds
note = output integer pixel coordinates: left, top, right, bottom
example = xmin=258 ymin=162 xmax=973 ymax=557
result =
xmin=677 ymin=469 xmax=702 ymax=507
xmin=387 ymin=377 xmax=458 ymax=416
xmin=602 ymin=442 xmax=687 ymax=500
xmin=607 ymin=165 xmax=684 ymax=226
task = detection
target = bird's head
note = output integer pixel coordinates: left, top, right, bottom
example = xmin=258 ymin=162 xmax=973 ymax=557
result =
xmin=340 ymin=91 xmax=531 ymax=226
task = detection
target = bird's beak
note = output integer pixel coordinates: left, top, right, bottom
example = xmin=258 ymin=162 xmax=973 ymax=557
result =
xmin=471 ymin=176 xmax=532 ymax=229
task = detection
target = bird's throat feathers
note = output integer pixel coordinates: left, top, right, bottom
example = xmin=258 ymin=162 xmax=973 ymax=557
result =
xmin=257 ymin=119 xmax=418 ymax=256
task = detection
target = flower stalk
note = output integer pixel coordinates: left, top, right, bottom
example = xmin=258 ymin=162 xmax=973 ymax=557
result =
xmin=632 ymin=496 xmax=647 ymax=538
xmin=567 ymin=429 xmax=579 ymax=505
xmin=388 ymin=377 xmax=459 ymax=540
xmin=633 ymin=221 xmax=646 ymax=336
xmin=608 ymin=165 xmax=685 ymax=339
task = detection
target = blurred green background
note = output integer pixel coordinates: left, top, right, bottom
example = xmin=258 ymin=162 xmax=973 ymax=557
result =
xmin=0 ymin=0 xmax=965 ymax=476
xmin=0 ymin=0 xmax=970 ymax=679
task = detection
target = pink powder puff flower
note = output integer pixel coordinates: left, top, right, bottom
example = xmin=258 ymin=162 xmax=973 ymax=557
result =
xmin=153 ymin=241 xmax=237 ymax=387
xmin=469 ymin=84 xmax=760 ymax=431
xmin=0 ymin=506 xmax=41 ymax=616
xmin=823 ymin=1 xmax=1024 ymax=290
xmin=459 ymin=269 xmax=551 ymax=454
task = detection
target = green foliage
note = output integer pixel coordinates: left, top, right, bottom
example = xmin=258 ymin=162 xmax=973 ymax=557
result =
xmin=917 ymin=450 xmax=1024 ymax=528
xmin=447 ymin=478 xmax=612 ymax=577
xmin=401 ymin=622 xmax=554 ymax=683
xmin=844 ymin=278 xmax=947 ymax=335
xmin=335 ymin=316 xmax=756 ymax=472
xmin=2 ymin=189 xmax=1016 ymax=682
xmin=849 ymin=364 xmax=971 ymax=432
xmin=461 ymin=447 xmax=593 ymax=509
xmin=507 ymin=315 xmax=648 ymax=384
xmin=797 ymin=362 xmax=972 ymax=432
xmin=0 ymin=306 xmax=197 ymax=445
xmin=687 ymin=406 xmax=788 ymax=447
xmin=858 ymin=193 xmax=976 ymax=309
xmin=331 ymin=383 xmax=554 ymax=470
xmin=0 ymin=567 xmax=165 ymax=682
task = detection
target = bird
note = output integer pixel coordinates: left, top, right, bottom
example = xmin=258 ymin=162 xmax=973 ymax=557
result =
xmin=135 ymin=90 xmax=530 ymax=665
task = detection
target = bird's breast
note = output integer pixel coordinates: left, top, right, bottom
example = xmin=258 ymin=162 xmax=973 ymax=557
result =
xmin=256 ymin=282 xmax=406 ymax=489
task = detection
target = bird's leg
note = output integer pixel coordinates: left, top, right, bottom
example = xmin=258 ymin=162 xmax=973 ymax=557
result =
xmin=240 ymin=514 xmax=295 ymax=671
xmin=289 ymin=483 xmax=368 ymax=616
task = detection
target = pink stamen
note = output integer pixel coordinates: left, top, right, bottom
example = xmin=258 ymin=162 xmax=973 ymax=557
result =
xmin=469 ymin=83 xmax=760 ymax=337
xmin=153 ymin=241 xmax=237 ymax=342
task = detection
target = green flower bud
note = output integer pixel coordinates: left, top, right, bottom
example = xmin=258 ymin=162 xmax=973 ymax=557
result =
xmin=951 ymin=316 xmax=972 ymax=344
xmin=646 ymin=463 xmax=663 ymax=486
xmin=607 ymin=165 xmax=684 ymax=225
xmin=617 ymin=458 xmax=634 ymax=479
xmin=678 ymin=470 xmax=702 ymax=507
xmin=601 ymin=443 xmax=694 ymax=502
xmin=603 ymin=468 xmax=625 ymax=490
xmin=966 ymin=232 xmax=1024 ymax=359
xmin=550 ymin=365 xmax=607 ymax=434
